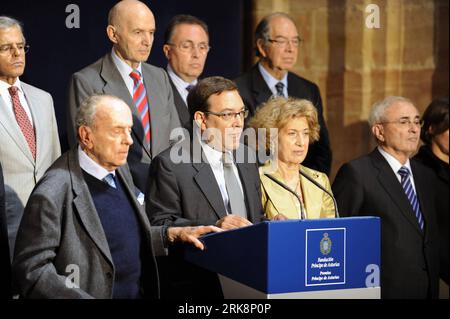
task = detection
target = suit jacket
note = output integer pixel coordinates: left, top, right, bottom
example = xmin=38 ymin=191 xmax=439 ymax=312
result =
xmin=260 ymin=161 xmax=335 ymax=220
xmin=234 ymin=64 xmax=332 ymax=175
xmin=12 ymin=149 xmax=166 ymax=299
xmin=0 ymin=163 xmax=12 ymax=299
xmin=146 ymin=136 xmax=263 ymax=299
xmin=146 ymin=137 xmax=264 ymax=227
xmin=0 ymin=82 xmax=61 ymax=256
xmin=332 ymin=148 xmax=440 ymax=299
xmin=414 ymin=145 xmax=449 ymax=284
xmin=168 ymin=76 xmax=192 ymax=132
xmin=67 ymin=53 xmax=182 ymax=192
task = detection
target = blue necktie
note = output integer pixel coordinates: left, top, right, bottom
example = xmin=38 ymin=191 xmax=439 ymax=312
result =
xmin=103 ymin=173 xmax=116 ymax=189
xmin=398 ymin=166 xmax=424 ymax=231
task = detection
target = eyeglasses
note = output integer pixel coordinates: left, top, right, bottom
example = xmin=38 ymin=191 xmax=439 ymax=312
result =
xmin=379 ymin=119 xmax=423 ymax=128
xmin=267 ymin=36 xmax=302 ymax=48
xmin=0 ymin=43 xmax=30 ymax=55
xmin=168 ymin=41 xmax=210 ymax=54
xmin=204 ymin=109 xmax=249 ymax=121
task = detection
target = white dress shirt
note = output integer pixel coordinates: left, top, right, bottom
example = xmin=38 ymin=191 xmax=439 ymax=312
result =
xmin=166 ymin=64 xmax=197 ymax=106
xmin=377 ymin=146 xmax=418 ymax=194
xmin=111 ymin=48 xmax=143 ymax=97
xmin=201 ymin=140 xmax=244 ymax=214
xmin=258 ymin=62 xmax=288 ymax=97
xmin=0 ymin=78 xmax=34 ymax=126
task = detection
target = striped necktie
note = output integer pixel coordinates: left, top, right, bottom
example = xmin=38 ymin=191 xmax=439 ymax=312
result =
xmin=398 ymin=166 xmax=424 ymax=231
xmin=129 ymin=70 xmax=151 ymax=145
xmin=8 ymin=86 xmax=36 ymax=160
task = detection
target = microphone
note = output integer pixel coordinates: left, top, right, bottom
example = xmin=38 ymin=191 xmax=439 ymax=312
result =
xmin=263 ymin=173 xmax=305 ymax=220
xmin=299 ymin=171 xmax=340 ymax=218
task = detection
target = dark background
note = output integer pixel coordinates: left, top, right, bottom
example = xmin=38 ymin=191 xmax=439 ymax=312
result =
xmin=1 ymin=0 xmax=252 ymax=151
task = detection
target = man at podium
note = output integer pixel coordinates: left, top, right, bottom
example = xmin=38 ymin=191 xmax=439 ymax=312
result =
xmin=332 ymin=96 xmax=440 ymax=299
xmin=146 ymin=76 xmax=264 ymax=298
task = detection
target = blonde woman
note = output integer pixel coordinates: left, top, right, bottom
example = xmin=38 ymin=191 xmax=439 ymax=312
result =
xmin=250 ymin=97 xmax=336 ymax=220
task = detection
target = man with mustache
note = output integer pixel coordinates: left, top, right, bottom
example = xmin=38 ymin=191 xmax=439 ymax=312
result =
xmin=235 ymin=12 xmax=332 ymax=175
xmin=67 ymin=0 xmax=181 ymax=193
xmin=332 ymin=96 xmax=440 ymax=299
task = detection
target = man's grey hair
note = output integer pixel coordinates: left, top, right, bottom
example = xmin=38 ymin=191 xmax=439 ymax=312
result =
xmin=368 ymin=96 xmax=413 ymax=127
xmin=254 ymin=12 xmax=297 ymax=57
xmin=75 ymin=94 xmax=124 ymax=138
xmin=0 ymin=16 xmax=24 ymax=33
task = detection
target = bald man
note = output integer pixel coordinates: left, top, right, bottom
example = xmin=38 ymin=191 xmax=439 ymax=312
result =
xmin=67 ymin=0 xmax=181 ymax=193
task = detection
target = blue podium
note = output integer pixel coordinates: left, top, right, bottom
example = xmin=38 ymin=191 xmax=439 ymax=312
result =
xmin=185 ymin=217 xmax=381 ymax=299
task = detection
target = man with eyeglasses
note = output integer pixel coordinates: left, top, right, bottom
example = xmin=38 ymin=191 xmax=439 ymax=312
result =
xmin=146 ymin=76 xmax=264 ymax=298
xmin=163 ymin=15 xmax=210 ymax=131
xmin=332 ymin=96 xmax=440 ymax=299
xmin=0 ymin=16 xmax=61 ymax=259
xmin=67 ymin=0 xmax=181 ymax=193
xmin=235 ymin=12 xmax=332 ymax=176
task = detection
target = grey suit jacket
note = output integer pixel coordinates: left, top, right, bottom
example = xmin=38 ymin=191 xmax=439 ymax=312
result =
xmin=0 ymin=82 xmax=61 ymax=257
xmin=12 ymin=148 xmax=166 ymax=299
xmin=67 ymin=53 xmax=181 ymax=192
xmin=147 ymin=136 xmax=264 ymax=227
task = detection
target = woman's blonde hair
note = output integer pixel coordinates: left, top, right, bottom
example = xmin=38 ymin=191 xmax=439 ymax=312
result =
xmin=249 ymin=96 xmax=320 ymax=151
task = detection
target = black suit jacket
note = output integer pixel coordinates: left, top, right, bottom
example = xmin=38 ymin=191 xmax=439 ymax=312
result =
xmin=168 ymin=76 xmax=192 ymax=132
xmin=234 ymin=64 xmax=332 ymax=175
xmin=0 ymin=163 xmax=12 ymax=299
xmin=332 ymin=148 xmax=440 ymax=299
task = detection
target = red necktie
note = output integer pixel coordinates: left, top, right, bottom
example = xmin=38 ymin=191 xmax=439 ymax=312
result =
xmin=8 ymin=86 xmax=36 ymax=160
xmin=129 ymin=70 xmax=151 ymax=145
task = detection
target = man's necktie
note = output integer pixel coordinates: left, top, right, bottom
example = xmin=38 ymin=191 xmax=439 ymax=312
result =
xmin=275 ymin=82 xmax=285 ymax=97
xmin=103 ymin=173 xmax=117 ymax=189
xmin=129 ymin=70 xmax=151 ymax=145
xmin=8 ymin=86 xmax=36 ymax=160
xmin=222 ymin=152 xmax=247 ymax=218
xmin=398 ymin=166 xmax=424 ymax=230
xmin=186 ymin=84 xmax=194 ymax=92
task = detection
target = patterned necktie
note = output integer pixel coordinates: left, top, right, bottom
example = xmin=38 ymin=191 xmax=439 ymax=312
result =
xmin=222 ymin=152 xmax=247 ymax=218
xmin=129 ymin=70 xmax=151 ymax=145
xmin=103 ymin=173 xmax=116 ymax=189
xmin=275 ymin=82 xmax=285 ymax=97
xmin=398 ymin=166 xmax=424 ymax=231
xmin=8 ymin=86 xmax=36 ymax=160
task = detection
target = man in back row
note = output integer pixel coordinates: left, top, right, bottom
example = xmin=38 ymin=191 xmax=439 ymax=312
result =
xmin=13 ymin=94 xmax=220 ymax=299
xmin=68 ymin=0 xmax=180 ymax=193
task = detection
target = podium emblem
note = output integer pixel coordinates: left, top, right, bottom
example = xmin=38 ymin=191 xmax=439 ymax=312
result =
xmin=320 ymin=233 xmax=332 ymax=255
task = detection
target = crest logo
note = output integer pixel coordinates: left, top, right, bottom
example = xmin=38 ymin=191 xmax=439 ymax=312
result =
xmin=320 ymin=232 xmax=332 ymax=255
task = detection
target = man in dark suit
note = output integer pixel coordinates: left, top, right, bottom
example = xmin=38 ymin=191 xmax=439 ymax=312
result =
xmin=147 ymin=76 xmax=264 ymax=298
xmin=67 ymin=0 xmax=181 ymax=193
xmin=0 ymin=162 xmax=12 ymax=299
xmin=13 ymin=94 xmax=219 ymax=299
xmin=332 ymin=96 xmax=440 ymax=299
xmin=163 ymin=14 xmax=210 ymax=131
xmin=235 ymin=12 xmax=332 ymax=175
